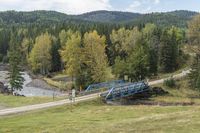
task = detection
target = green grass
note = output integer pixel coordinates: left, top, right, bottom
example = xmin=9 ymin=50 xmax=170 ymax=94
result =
xmin=1 ymin=78 xmax=200 ymax=133
xmin=0 ymin=94 xmax=65 ymax=108
xmin=0 ymin=99 xmax=200 ymax=133
xmin=151 ymin=78 xmax=200 ymax=104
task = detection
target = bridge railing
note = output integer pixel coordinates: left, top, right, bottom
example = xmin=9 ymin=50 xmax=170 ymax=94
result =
xmin=85 ymin=80 xmax=125 ymax=92
xmin=101 ymin=81 xmax=149 ymax=101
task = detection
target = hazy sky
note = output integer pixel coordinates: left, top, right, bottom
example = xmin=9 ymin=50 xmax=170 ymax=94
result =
xmin=0 ymin=0 xmax=199 ymax=14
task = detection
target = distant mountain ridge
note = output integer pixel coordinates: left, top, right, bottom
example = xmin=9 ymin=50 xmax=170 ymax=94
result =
xmin=0 ymin=10 xmax=198 ymax=27
xmin=76 ymin=10 xmax=198 ymax=23
xmin=76 ymin=10 xmax=142 ymax=23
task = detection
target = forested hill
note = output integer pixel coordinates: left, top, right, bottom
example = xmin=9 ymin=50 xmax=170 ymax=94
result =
xmin=0 ymin=10 xmax=198 ymax=27
xmin=0 ymin=10 xmax=71 ymax=24
xmin=128 ymin=10 xmax=198 ymax=28
xmin=76 ymin=10 xmax=142 ymax=23
xmin=76 ymin=10 xmax=198 ymax=24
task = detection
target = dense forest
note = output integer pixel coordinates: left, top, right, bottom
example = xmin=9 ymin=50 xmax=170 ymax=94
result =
xmin=0 ymin=10 xmax=200 ymax=91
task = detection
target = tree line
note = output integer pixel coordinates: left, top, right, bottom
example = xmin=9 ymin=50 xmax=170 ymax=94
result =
xmin=3 ymin=13 xmax=200 ymax=91
xmin=5 ymin=23 xmax=188 ymax=90
xmin=188 ymin=14 xmax=200 ymax=91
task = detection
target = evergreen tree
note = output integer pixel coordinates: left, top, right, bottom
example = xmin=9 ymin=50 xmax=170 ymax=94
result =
xmin=127 ymin=43 xmax=148 ymax=81
xmin=188 ymin=56 xmax=200 ymax=90
xmin=8 ymin=32 xmax=24 ymax=92
xmin=142 ymin=23 xmax=161 ymax=75
xmin=159 ymin=29 xmax=179 ymax=73
xmin=51 ymin=39 xmax=61 ymax=72
xmin=170 ymin=29 xmax=179 ymax=70
xmin=196 ymin=74 xmax=200 ymax=91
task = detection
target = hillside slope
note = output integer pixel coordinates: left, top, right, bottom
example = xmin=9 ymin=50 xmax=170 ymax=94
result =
xmin=0 ymin=10 xmax=198 ymax=27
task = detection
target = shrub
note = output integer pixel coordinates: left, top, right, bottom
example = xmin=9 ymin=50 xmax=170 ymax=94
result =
xmin=164 ymin=77 xmax=176 ymax=88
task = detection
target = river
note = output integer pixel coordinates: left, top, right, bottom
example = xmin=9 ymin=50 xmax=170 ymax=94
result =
xmin=0 ymin=71 xmax=65 ymax=97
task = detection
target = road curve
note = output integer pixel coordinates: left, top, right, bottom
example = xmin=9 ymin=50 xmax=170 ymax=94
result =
xmin=0 ymin=70 xmax=190 ymax=116
xmin=149 ymin=70 xmax=190 ymax=86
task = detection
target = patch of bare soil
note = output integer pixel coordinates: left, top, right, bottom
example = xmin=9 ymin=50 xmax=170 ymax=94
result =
xmin=26 ymin=79 xmax=57 ymax=90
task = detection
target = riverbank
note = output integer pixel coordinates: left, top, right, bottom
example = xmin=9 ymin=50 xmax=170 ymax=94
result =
xmin=26 ymin=79 xmax=57 ymax=90
xmin=0 ymin=66 xmax=66 ymax=97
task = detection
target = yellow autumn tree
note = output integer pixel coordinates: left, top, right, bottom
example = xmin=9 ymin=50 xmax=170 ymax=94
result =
xmin=21 ymin=37 xmax=33 ymax=61
xmin=29 ymin=32 xmax=53 ymax=75
xmin=83 ymin=30 xmax=112 ymax=83
xmin=110 ymin=27 xmax=141 ymax=56
xmin=60 ymin=31 xmax=82 ymax=81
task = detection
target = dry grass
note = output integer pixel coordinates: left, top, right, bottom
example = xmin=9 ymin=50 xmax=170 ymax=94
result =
xmin=151 ymin=78 xmax=200 ymax=104
xmin=44 ymin=78 xmax=72 ymax=91
xmin=0 ymin=99 xmax=200 ymax=133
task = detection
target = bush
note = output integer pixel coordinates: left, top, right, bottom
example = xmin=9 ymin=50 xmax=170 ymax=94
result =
xmin=164 ymin=77 xmax=176 ymax=88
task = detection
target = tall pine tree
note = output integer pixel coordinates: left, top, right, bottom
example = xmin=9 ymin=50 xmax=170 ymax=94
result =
xmin=8 ymin=32 xmax=24 ymax=92
xmin=159 ymin=29 xmax=179 ymax=73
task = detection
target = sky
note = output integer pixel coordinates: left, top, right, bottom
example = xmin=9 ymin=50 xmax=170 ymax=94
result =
xmin=0 ymin=0 xmax=199 ymax=14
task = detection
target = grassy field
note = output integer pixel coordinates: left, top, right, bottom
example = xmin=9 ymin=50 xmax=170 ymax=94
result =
xmin=0 ymin=99 xmax=200 ymax=133
xmin=0 ymin=78 xmax=200 ymax=133
xmin=150 ymin=78 xmax=200 ymax=105
xmin=0 ymin=94 xmax=65 ymax=108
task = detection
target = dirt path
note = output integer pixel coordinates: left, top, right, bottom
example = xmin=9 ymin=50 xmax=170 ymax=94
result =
xmin=0 ymin=70 xmax=191 ymax=116
xmin=0 ymin=93 xmax=100 ymax=116
xmin=149 ymin=69 xmax=190 ymax=86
